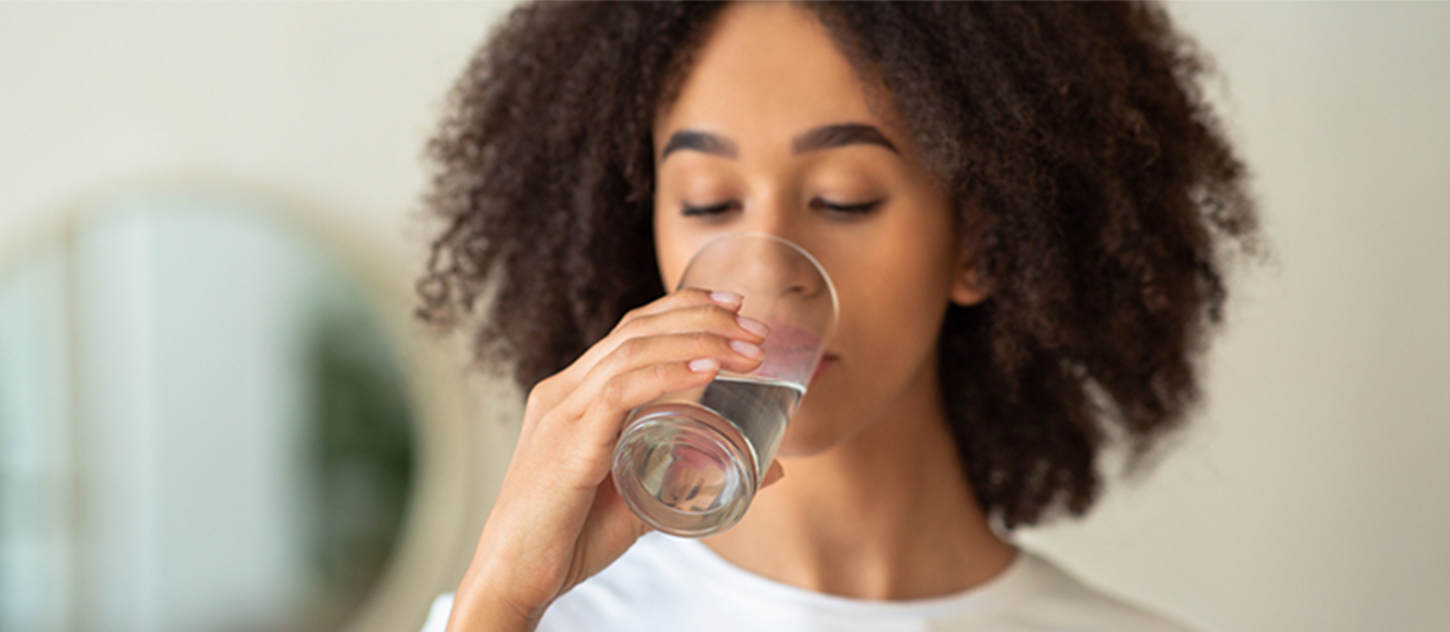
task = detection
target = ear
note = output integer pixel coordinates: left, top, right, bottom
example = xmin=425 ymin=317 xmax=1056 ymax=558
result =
xmin=948 ymin=248 xmax=988 ymax=307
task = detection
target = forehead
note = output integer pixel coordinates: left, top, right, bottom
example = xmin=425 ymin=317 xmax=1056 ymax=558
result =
xmin=655 ymin=3 xmax=895 ymax=155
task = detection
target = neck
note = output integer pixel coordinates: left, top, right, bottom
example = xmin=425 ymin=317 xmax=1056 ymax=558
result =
xmin=700 ymin=353 xmax=1016 ymax=600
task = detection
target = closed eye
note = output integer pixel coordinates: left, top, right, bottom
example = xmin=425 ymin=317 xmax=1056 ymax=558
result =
xmin=681 ymin=198 xmax=883 ymax=217
xmin=681 ymin=201 xmax=740 ymax=217
xmin=810 ymin=197 xmax=883 ymax=215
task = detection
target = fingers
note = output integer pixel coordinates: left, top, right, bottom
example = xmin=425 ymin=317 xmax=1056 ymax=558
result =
xmin=556 ymin=287 xmax=763 ymax=390
xmin=616 ymin=302 xmax=771 ymax=344
xmin=610 ymin=329 xmax=766 ymax=377
xmin=569 ymin=353 xmax=725 ymax=454
xmin=522 ymin=358 xmax=706 ymax=489
xmin=614 ymin=287 xmax=744 ymax=333
xmin=464 ymin=288 xmax=779 ymax=621
xmin=581 ymin=330 xmax=758 ymax=406
xmin=517 ymin=285 xmax=777 ymax=489
xmin=522 ymin=288 xmax=766 ymax=434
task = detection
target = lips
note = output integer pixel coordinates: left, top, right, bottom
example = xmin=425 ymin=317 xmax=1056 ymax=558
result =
xmin=752 ymin=321 xmax=819 ymax=378
xmin=741 ymin=319 xmax=836 ymax=386
xmin=758 ymin=321 xmax=822 ymax=353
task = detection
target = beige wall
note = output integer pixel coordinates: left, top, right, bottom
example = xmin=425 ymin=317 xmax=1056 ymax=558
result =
xmin=1 ymin=2 xmax=1446 ymax=631
xmin=0 ymin=1 xmax=515 ymax=267
xmin=1020 ymin=4 xmax=1450 ymax=631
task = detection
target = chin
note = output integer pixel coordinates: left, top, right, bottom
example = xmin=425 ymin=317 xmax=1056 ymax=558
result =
xmin=774 ymin=406 xmax=859 ymax=458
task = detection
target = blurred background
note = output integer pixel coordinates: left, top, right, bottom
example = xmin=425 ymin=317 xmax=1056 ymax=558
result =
xmin=0 ymin=2 xmax=1445 ymax=632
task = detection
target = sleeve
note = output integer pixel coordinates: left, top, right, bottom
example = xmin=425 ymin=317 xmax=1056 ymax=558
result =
xmin=419 ymin=593 xmax=455 ymax=632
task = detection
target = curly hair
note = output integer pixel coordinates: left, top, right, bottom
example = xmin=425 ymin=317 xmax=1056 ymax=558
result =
xmin=414 ymin=0 xmax=1259 ymax=529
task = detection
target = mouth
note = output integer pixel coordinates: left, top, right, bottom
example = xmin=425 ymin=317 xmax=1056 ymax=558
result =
xmin=808 ymin=354 xmax=838 ymax=386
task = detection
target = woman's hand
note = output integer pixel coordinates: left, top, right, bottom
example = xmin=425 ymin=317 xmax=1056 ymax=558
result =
xmin=445 ymin=287 xmax=786 ymax=632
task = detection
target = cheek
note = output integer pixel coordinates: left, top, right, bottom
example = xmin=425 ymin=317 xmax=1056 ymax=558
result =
xmin=653 ymin=211 xmax=700 ymax=292
xmin=837 ymin=241 xmax=950 ymax=371
xmin=781 ymin=218 xmax=956 ymax=454
xmin=838 ymin=206 xmax=956 ymax=352
xmin=656 ymin=249 xmax=686 ymax=292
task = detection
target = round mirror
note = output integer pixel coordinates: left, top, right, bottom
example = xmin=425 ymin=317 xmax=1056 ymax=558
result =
xmin=0 ymin=187 xmax=491 ymax=632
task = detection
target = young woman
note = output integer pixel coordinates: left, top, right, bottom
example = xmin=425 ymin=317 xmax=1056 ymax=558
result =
xmin=414 ymin=2 xmax=1257 ymax=631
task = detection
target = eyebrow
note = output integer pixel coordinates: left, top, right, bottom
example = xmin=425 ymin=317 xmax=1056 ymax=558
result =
xmin=660 ymin=123 xmax=899 ymax=162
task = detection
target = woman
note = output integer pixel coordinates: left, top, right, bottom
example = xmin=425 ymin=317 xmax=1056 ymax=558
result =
xmin=415 ymin=2 xmax=1258 ymax=630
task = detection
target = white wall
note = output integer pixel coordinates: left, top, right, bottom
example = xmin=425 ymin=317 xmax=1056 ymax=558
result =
xmin=1 ymin=2 xmax=1446 ymax=632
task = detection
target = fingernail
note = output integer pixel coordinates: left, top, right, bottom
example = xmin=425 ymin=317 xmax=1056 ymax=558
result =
xmin=710 ymin=290 xmax=743 ymax=306
xmin=729 ymin=340 xmax=764 ymax=359
xmin=688 ymin=358 xmax=719 ymax=373
xmin=736 ymin=315 xmax=770 ymax=338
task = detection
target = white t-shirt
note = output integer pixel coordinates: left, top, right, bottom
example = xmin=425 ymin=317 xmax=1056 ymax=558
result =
xmin=420 ymin=531 xmax=1194 ymax=632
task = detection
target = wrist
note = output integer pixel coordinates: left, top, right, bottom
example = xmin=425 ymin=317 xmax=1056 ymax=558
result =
xmin=449 ymin=568 xmax=544 ymax=632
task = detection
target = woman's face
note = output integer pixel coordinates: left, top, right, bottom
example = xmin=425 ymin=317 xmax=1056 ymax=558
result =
xmin=653 ymin=2 xmax=982 ymax=456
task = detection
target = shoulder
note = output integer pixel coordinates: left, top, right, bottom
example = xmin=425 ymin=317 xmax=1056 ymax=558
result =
xmin=996 ymin=550 xmax=1199 ymax=632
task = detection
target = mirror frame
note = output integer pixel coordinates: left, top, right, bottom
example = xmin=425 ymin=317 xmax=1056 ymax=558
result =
xmin=0 ymin=177 xmax=514 ymax=632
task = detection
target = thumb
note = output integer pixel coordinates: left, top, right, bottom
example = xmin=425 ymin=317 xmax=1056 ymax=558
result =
xmin=760 ymin=459 xmax=786 ymax=488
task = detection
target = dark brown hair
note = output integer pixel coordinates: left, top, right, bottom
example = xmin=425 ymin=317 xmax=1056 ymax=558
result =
xmin=415 ymin=1 xmax=1259 ymax=528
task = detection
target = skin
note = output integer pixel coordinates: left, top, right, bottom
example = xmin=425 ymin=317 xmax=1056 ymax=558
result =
xmin=447 ymin=3 xmax=1014 ymax=630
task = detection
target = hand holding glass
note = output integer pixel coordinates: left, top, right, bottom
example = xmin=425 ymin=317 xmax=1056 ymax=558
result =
xmin=611 ymin=232 xmax=837 ymax=537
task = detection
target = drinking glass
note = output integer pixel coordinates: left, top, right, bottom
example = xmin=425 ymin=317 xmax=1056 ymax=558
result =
xmin=611 ymin=232 xmax=837 ymax=537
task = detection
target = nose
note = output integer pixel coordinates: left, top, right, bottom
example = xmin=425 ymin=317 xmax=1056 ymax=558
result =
xmin=730 ymin=197 xmax=832 ymax=306
xmin=727 ymin=235 xmax=819 ymax=302
xmin=681 ymin=229 xmax=834 ymax=359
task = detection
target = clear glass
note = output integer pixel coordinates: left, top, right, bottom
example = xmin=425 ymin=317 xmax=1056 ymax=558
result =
xmin=611 ymin=232 xmax=837 ymax=537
